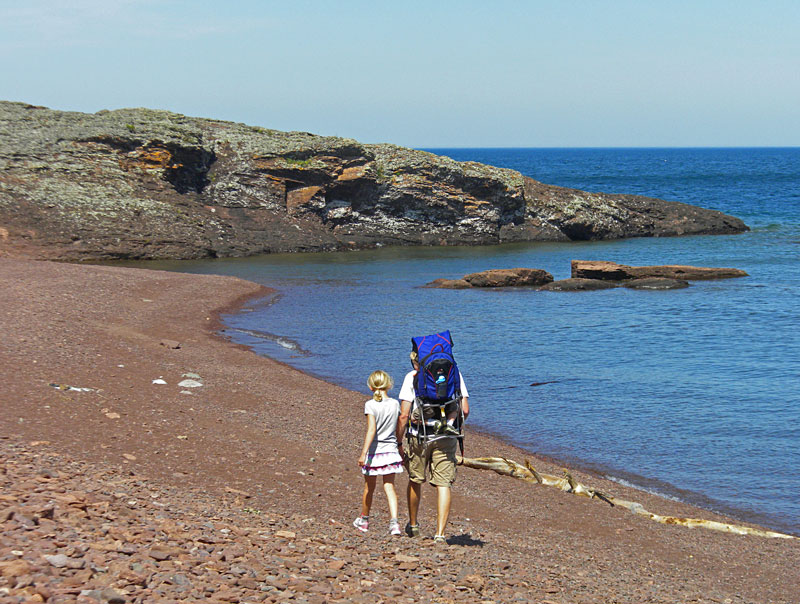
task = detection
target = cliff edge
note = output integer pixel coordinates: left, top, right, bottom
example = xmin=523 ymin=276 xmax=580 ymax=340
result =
xmin=0 ymin=101 xmax=748 ymax=260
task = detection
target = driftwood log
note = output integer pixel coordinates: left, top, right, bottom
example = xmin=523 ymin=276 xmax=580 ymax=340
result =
xmin=458 ymin=456 xmax=797 ymax=540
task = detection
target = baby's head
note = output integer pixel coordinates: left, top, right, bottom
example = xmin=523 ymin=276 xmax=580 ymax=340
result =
xmin=367 ymin=370 xmax=394 ymax=401
xmin=409 ymin=350 xmax=419 ymax=370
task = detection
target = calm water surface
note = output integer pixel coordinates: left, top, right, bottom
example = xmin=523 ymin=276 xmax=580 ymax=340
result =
xmin=134 ymin=148 xmax=800 ymax=535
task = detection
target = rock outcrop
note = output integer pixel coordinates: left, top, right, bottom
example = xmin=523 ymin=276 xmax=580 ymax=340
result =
xmin=571 ymin=260 xmax=748 ymax=281
xmin=0 ymin=101 xmax=749 ymax=261
xmin=430 ymin=260 xmax=745 ymax=292
xmin=425 ymin=268 xmax=553 ymax=289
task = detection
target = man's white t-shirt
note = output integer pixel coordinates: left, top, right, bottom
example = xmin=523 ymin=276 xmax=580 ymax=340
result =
xmin=398 ymin=370 xmax=469 ymax=402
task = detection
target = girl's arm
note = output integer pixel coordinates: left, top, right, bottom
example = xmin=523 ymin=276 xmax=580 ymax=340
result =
xmin=396 ymin=399 xmax=412 ymax=450
xmin=358 ymin=413 xmax=377 ymax=467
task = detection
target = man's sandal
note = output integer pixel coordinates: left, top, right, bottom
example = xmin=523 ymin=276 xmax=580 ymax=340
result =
xmin=405 ymin=523 xmax=420 ymax=537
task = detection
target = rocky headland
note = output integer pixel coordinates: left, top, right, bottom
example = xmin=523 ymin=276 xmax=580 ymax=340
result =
xmin=0 ymin=101 xmax=748 ymax=261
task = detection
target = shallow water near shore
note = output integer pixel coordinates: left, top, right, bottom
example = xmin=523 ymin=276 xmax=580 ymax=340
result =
xmin=134 ymin=148 xmax=800 ymax=535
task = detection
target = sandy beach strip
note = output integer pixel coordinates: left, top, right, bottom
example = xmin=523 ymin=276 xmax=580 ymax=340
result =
xmin=1 ymin=257 xmax=798 ymax=603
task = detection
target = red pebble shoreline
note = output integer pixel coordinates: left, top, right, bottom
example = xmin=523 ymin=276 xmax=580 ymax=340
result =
xmin=1 ymin=258 xmax=798 ymax=603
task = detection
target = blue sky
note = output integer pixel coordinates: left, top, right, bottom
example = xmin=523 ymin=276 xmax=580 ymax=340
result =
xmin=1 ymin=0 xmax=798 ymax=147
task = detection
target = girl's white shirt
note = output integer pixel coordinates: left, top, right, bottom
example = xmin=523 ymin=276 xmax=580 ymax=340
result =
xmin=364 ymin=396 xmax=400 ymax=454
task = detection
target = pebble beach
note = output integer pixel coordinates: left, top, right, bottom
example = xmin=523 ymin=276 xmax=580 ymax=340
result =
xmin=2 ymin=257 xmax=799 ymax=603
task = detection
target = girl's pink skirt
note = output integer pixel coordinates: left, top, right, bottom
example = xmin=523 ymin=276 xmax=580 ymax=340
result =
xmin=361 ymin=451 xmax=404 ymax=476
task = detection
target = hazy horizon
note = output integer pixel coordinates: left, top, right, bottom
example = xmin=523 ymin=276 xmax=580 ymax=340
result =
xmin=2 ymin=1 xmax=798 ymax=148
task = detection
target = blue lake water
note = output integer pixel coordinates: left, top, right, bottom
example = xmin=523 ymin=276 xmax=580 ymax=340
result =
xmin=137 ymin=148 xmax=800 ymax=535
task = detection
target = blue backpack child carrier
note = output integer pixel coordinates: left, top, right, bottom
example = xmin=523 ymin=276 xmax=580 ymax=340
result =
xmin=410 ymin=330 xmax=465 ymax=445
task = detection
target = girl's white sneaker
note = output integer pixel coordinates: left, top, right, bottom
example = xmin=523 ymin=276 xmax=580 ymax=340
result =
xmin=353 ymin=516 xmax=369 ymax=532
xmin=389 ymin=519 xmax=402 ymax=535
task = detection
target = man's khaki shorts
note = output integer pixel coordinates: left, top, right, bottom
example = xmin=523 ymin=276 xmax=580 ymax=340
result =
xmin=405 ymin=436 xmax=457 ymax=487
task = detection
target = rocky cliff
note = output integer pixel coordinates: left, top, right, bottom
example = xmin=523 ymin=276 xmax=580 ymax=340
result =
xmin=0 ymin=101 xmax=748 ymax=260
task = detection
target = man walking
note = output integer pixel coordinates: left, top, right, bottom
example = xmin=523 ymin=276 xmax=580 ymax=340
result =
xmin=396 ymin=348 xmax=469 ymax=542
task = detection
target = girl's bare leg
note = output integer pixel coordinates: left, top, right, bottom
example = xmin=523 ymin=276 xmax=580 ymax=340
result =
xmin=382 ymin=474 xmax=399 ymax=519
xmin=361 ymin=476 xmax=377 ymax=517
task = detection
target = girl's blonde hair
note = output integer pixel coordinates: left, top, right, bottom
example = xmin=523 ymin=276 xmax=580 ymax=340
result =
xmin=367 ymin=370 xmax=394 ymax=402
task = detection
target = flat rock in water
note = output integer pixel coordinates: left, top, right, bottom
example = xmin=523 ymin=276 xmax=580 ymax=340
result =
xmin=464 ymin=268 xmax=554 ymax=287
xmin=425 ymin=268 xmax=553 ymax=288
xmin=572 ymin=260 xmax=748 ymax=281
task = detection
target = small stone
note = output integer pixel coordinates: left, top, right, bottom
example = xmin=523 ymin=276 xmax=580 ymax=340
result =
xmin=160 ymin=339 xmax=181 ymax=349
xmin=458 ymin=574 xmax=486 ymax=591
xmin=122 ymin=454 xmax=137 ymax=461
xmin=224 ymin=487 xmax=250 ymax=497
xmin=101 ymin=587 xmax=127 ymax=603
xmin=148 ymin=544 xmax=183 ymax=561
xmin=275 ymin=530 xmax=296 ymax=539
xmin=0 ymin=559 xmax=32 ymax=578
xmin=43 ymin=553 xmax=72 ymax=568
xmin=177 ymin=379 xmax=202 ymax=388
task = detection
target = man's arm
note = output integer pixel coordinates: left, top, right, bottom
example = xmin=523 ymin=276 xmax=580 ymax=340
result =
xmin=461 ymin=396 xmax=469 ymax=420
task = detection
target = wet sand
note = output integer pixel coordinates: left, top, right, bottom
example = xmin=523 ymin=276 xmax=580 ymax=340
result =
xmin=1 ymin=257 xmax=798 ymax=603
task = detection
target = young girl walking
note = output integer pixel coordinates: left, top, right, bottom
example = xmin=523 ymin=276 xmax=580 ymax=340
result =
xmin=354 ymin=370 xmax=404 ymax=535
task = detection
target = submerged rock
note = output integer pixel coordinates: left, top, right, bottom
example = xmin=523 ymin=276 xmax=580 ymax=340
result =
xmin=422 ymin=278 xmax=471 ymax=289
xmin=0 ymin=101 xmax=748 ymax=261
xmin=623 ymin=277 xmax=690 ymax=290
xmin=539 ymin=278 xmax=618 ymax=292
